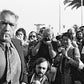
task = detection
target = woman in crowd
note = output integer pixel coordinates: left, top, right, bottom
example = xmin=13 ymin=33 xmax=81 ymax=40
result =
xmin=15 ymin=28 xmax=29 ymax=69
xmin=55 ymin=32 xmax=81 ymax=84
xmin=27 ymin=31 xmax=38 ymax=75
xmin=67 ymin=28 xmax=78 ymax=47
xmin=74 ymin=30 xmax=84 ymax=84
xmin=15 ymin=28 xmax=27 ymax=44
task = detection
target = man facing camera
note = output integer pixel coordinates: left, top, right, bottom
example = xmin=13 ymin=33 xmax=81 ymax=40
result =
xmin=32 ymin=27 xmax=57 ymax=64
xmin=28 ymin=57 xmax=50 ymax=84
xmin=0 ymin=10 xmax=28 ymax=84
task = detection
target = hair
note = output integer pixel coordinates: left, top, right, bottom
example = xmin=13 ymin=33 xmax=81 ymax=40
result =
xmin=39 ymin=27 xmax=46 ymax=34
xmin=16 ymin=28 xmax=26 ymax=40
xmin=0 ymin=9 xmax=19 ymax=21
xmin=34 ymin=57 xmax=51 ymax=72
xmin=76 ymin=30 xmax=83 ymax=38
xmin=79 ymin=26 xmax=84 ymax=31
xmin=42 ymin=27 xmax=54 ymax=39
xmin=79 ymin=26 xmax=84 ymax=29
xmin=62 ymin=32 xmax=69 ymax=39
xmin=56 ymin=35 xmax=62 ymax=40
xmin=28 ymin=31 xmax=37 ymax=40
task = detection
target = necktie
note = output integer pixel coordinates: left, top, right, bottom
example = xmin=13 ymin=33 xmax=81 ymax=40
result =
xmin=5 ymin=42 xmax=18 ymax=83
xmin=5 ymin=43 xmax=11 ymax=82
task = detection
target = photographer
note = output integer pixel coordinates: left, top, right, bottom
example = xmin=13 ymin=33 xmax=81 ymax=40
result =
xmin=32 ymin=28 xmax=57 ymax=64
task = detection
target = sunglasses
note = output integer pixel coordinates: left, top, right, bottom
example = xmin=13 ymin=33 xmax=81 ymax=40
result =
xmin=29 ymin=35 xmax=36 ymax=38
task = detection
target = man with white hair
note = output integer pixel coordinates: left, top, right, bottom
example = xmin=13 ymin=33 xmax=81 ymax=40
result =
xmin=0 ymin=10 xmax=28 ymax=84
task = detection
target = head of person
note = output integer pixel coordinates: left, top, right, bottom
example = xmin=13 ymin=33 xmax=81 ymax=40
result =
xmin=15 ymin=28 xmax=26 ymax=41
xmin=67 ymin=28 xmax=76 ymax=40
xmin=56 ymin=35 xmax=62 ymax=41
xmin=79 ymin=26 xmax=84 ymax=35
xmin=37 ymin=27 xmax=46 ymax=41
xmin=28 ymin=31 xmax=37 ymax=42
xmin=37 ymin=33 xmax=42 ymax=42
xmin=39 ymin=27 xmax=46 ymax=35
xmin=34 ymin=57 xmax=50 ymax=78
xmin=62 ymin=32 xmax=72 ymax=48
xmin=0 ymin=9 xmax=18 ymax=41
xmin=73 ymin=24 xmax=79 ymax=32
xmin=42 ymin=28 xmax=53 ymax=41
xmin=76 ymin=30 xmax=83 ymax=40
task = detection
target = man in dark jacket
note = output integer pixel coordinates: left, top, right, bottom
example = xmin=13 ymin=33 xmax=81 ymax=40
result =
xmin=0 ymin=9 xmax=28 ymax=84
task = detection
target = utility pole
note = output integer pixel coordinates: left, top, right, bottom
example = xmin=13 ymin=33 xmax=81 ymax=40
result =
xmin=59 ymin=0 xmax=61 ymax=34
xmin=81 ymin=0 xmax=83 ymax=26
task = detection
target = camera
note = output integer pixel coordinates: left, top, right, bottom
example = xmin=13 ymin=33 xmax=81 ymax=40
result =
xmin=43 ymin=37 xmax=50 ymax=41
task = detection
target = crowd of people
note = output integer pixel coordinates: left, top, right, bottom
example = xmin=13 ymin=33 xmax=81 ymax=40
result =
xmin=0 ymin=9 xmax=84 ymax=84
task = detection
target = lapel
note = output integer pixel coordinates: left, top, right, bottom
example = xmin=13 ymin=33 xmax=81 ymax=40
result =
xmin=11 ymin=38 xmax=25 ymax=71
xmin=11 ymin=38 xmax=26 ymax=81
xmin=11 ymin=38 xmax=25 ymax=68
xmin=11 ymin=38 xmax=23 ymax=58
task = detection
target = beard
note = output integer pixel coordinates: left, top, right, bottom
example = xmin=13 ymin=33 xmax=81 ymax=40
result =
xmin=36 ymin=72 xmax=44 ymax=78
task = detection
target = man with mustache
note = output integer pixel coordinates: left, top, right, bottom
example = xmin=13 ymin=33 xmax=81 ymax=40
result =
xmin=0 ymin=10 xmax=28 ymax=84
xmin=28 ymin=57 xmax=50 ymax=84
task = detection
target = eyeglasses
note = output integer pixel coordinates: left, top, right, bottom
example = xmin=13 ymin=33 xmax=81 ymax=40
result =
xmin=17 ymin=32 xmax=23 ymax=36
xmin=29 ymin=35 xmax=36 ymax=38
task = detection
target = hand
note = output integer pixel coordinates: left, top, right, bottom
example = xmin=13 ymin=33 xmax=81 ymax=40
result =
xmin=43 ymin=40 xmax=52 ymax=46
xmin=21 ymin=82 xmax=26 ymax=84
xmin=61 ymin=48 xmax=66 ymax=55
xmin=61 ymin=48 xmax=69 ymax=59
xmin=78 ymin=60 xmax=84 ymax=70
xmin=32 ymin=80 xmax=41 ymax=84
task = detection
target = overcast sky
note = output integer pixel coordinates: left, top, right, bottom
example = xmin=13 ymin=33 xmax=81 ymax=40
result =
xmin=0 ymin=0 xmax=83 ymax=36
